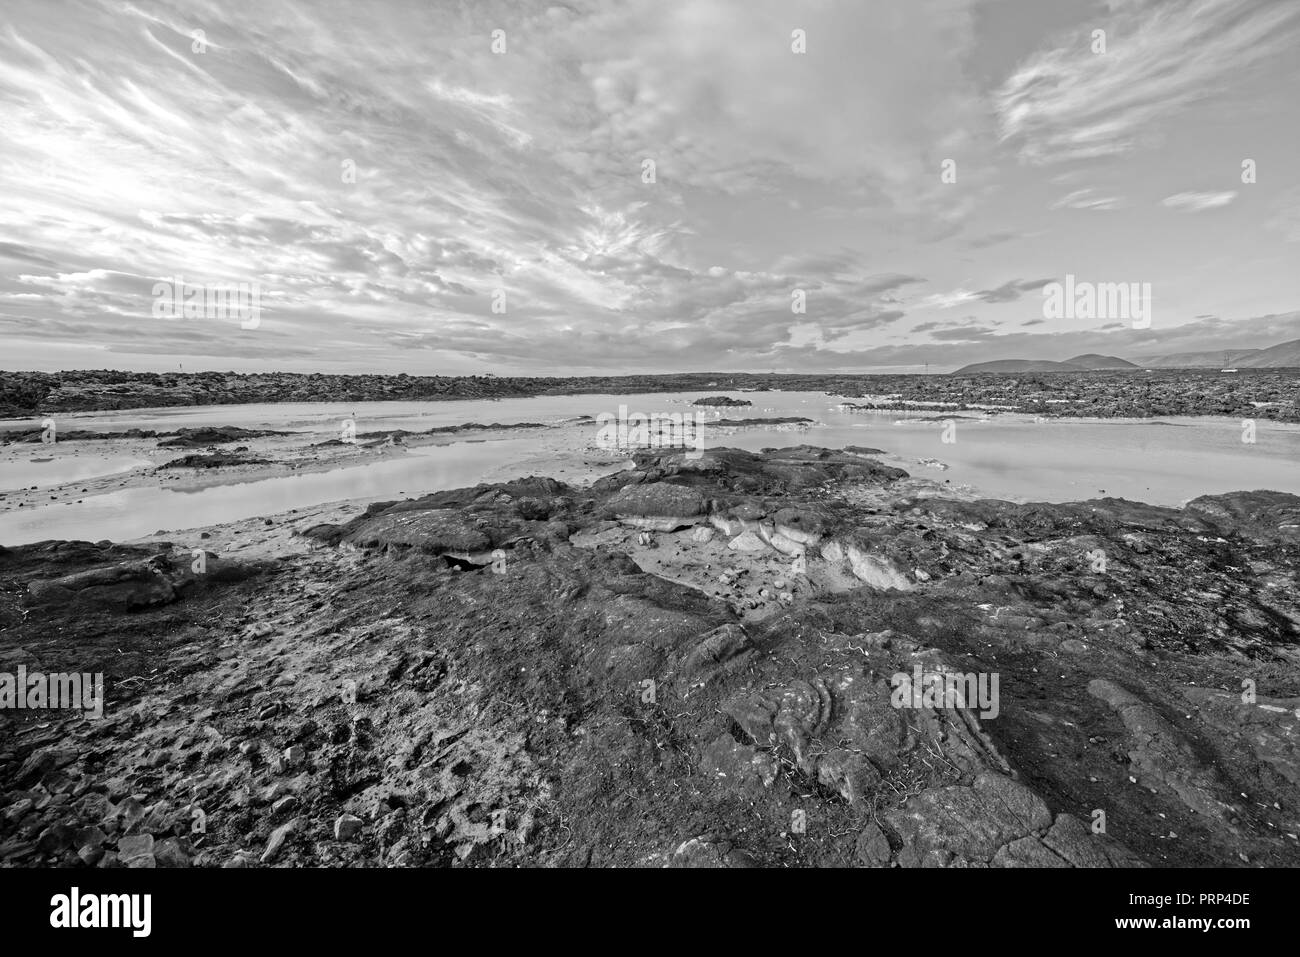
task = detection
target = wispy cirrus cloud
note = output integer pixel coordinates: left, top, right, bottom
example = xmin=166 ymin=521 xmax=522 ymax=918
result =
xmin=996 ymin=0 xmax=1300 ymax=165
xmin=1162 ymin=191 xmax=1237 ymax=211
xmin=0 ymin=0 xmax=1006 ymax=372
xmin=0 ymin=0 xmax=1297 ymax=374
xmin=1050 ymin=188 xmax=1123 ymax=211
xmin=919 ymin=278 xmax=1051 ymax=309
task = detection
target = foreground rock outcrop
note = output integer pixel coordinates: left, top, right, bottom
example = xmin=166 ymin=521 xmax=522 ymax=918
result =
xmin=2 ymin=447 xmax=1298 ymax=868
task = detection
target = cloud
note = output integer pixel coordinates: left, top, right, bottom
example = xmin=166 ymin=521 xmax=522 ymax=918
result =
xmin=1161 ymin=191 xmax=1237 ymax=212
xmin=997 ymin=0 xmax=1300 ymax=164
xmin=0 ymin=241 xmax=58 ymax=268
xmin=1050 ymin=188 xmax=1122 ymax=211
xmin=912 ymin=315 xmax=981 ymax=334
xmin=0 ymin=0 xmax=1295 ymax=374
xmin=918 ymin=289 xmax=980 ymax=310
xmin=976 ymin=278 xmax=1054 ymax=303
xmin=835 ymin=310 xmax=1300 ymax=371
xmin=0 ymin=0 xmax=1009 ymax=372
xmin=922 ymin=278 xmax=1052 ymax=309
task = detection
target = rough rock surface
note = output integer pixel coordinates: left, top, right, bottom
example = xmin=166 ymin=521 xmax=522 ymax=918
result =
xmin=2 ymin=446 xmax=1298 ymax=868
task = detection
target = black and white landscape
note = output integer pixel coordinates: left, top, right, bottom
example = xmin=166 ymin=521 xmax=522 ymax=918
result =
xmin=1 ymin=0 xmax=1299 ymax=887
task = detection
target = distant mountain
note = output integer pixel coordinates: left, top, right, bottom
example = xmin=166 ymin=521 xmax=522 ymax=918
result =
xmin=952 ymin=359 xmax=1076 ymax=374
xmin=953 ymin=355 xmax=1136 ymax=374
xmin=1130 ymin=349 xmax=1262 ymax=369
xmin=1063 ymin=354 xmax=1140 ymax=370
xmin=1236 ymin=338 xmax=1300 ymax=368
xmin=956 ymin=337 xmax=1300 ymax=374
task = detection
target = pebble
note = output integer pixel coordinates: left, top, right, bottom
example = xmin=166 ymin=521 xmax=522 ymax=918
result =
xmin=117 ymin=833 xmax=155 ymax=868
xmin=117 ymin=796 xmax=146 ymax=831
xmin=271 ymin=796 xmax=299 ymax=815
xmin=334 ymin=814 xmax=363 ymax=842
xmin=77 ymin=844 xmax=105 ymax=866
xmin=260 ymin=818 xmax=298 ymax=864
xmin=154 ymin=837 xmax=192 ymax=868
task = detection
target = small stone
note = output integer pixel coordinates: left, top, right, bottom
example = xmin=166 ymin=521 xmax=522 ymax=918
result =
xmin=0 ymin=841 xmax=36 ymax=863
xmin=77 ymin=844 xmax=105 ymax=867
xmin=15 ymin=749 xmax=56 ymax=784
xmin=117 ymin=833 xmax=155 ymax=868
xmin=140 ymin=799 xmax=174 ymax=833
xmin=334 ymin=814 xmax=363 ymax=842
xmin=74 ymin=825 xmax=107 ymax=848
xmin=36 ymin=823 xmax=76 ymax=854
xmin=153 ymin=837 xmax=191 ymax=868
xmin=117 ymin=796 xmax=146 ymax=831
xmin=260 ymin=781 xmax=289 ymax=805
xmin=271 ymin=796 xmax=299 ymax=816
xmin=4 ymin=798 xmax=34 ymax=822
xmin=283 ymin=745 xmax=306 ymax=769
xmin=855 ymin=823 xmax=892 ymax=867
xmin=260 ymin=818 xmax=298 ymax=864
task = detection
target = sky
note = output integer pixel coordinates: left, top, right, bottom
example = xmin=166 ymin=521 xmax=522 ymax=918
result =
xmin=1 ymin=0 xmax=1299 ymax=375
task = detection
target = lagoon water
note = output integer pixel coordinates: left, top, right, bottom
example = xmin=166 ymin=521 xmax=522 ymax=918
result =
xmin=2 ymin=391 xmax=1298 ymax=545
xmin=0 ymin=438 xmax=588 ymax=545
xmin=0 ymin=453 xmax=150 ymax=493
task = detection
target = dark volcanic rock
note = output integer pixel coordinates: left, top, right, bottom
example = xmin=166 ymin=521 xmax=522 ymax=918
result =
xmin=603 ymin=483 xmax=707 ymax=530
xmin=23 ymin=549 xmax=264 ymax=611
xmin=1186 ymin=490 xmax=1300 ymax=539
xmin=1087 ymin=678 xmax=1241 ymax=822
xmin=26 ymin=557 xmax=182 ymax=610
xmin=157 ymin=426 xmax=286 ymax=447
xmin=337 ymin=510 xmax=503 ymax=555
xmin=692 ymin=396 xmax=751 ymax=407
xmin=160 ymin=452 xmax=271 ymax=469
xmin=884 ymin=772 xmax=1053 ymax=864
xmin=713 ymin=416 xmax=812 ymax=427
xmin=3 ymin=444 xmax=1298 ymax=870
xmin=4 ymin=367 xmax=1298 ymax=420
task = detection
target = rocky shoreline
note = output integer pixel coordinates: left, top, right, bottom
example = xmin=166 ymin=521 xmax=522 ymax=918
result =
xmin=1 ymin=444 xmax=1298 ymax=868
xmin=3 ymin=368 xmax=1297 ymax=421
xmin=0 ymin=414 xmax=827 ymax=523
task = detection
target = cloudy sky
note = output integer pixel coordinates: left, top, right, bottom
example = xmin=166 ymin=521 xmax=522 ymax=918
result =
xmin=2 ymin=0 xmax=1298 ymax=374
